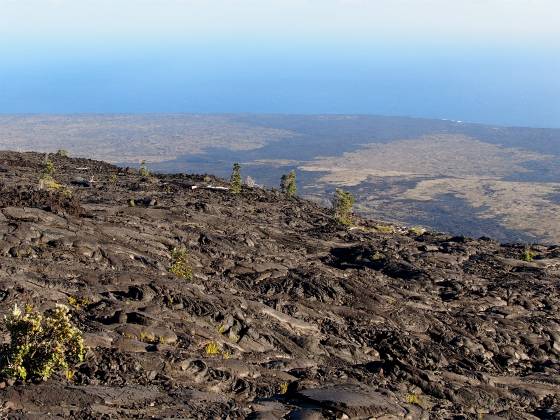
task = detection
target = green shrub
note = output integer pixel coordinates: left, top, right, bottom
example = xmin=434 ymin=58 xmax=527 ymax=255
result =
xmin=42 ymin=160 xmax=55 ymax=179
xmin=374 ymin=225 xmax=395 ymax=234
xmin=519 ymin=248 xmax=536 ymax=262
xmin=280 ymin=172 xmax=297 ymax=195
xmin=205 ymin=341 xmax=219 ymax=354
xmin=56 ymin=150 xmax=69 ymax=157
xmin=335 ymin=216 xmax=355 ymax=227
xmin=230 ymin=163 xmax=242 ymax=194
xmin=139 ymin=160 xmax=153 ymax=178
xmin=409 ymin=227 xmax=424 ymax=235
xmin=1 ymin=304 xmax=88 ymax=381
xmin=168 ymin=248 xmax=193 ymax=280
xmin=332 ymin=189 xmax=355 ymax=220
xmin=38 ymin=161 xmax=71 ymax=194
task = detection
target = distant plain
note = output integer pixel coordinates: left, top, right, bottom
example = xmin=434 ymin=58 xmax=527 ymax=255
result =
xmin=1 ymin=113 xmax=559 ymax=244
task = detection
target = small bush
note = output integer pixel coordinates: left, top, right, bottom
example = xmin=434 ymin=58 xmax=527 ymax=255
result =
xmin=37 ymin=161 xmax=71 ymax=194
xmin=230 ymin=163 xmax=242 ymax=193
xmin=139 ymin=160 xmax=153 ymax=178
xmin=519 ymin=248 xmax=536 ymax=262
xmin=409 ymin=227 xmax=424 ymax=235
xmin=374 ymin=225 xmax=395 ymax=234
xmin=1 ymin=304 xmax=88 ymax=380
xmin=42 ymin=160 xmax=56 ymax=178
xmin=56 ymin=150 xmax=69 ymax=157
xmin=332 ymin=189 xmax=355 ymax=220
xmin=204 ymin=342 xmax=219 ymax=354
xmin=406 ymin=393 xmax=421 ymax=405
xmin=280 ymin=172 xmax=297 ymax=195
xmin=335 ymin=216 xmax=354 ymax=227
xmin=168 ymin=248 xmax=193 ymax=280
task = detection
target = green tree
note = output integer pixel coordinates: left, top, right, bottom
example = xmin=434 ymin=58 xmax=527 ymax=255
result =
xmin=230 ymin=163 xmax=242 ymax=194
xmin=281 ymin=171 xmax=297 ymax=195
xmin=332 ymin=188 xmax=355 ymax=220
xmin=42 ymin=160 xmax=55 ymax=179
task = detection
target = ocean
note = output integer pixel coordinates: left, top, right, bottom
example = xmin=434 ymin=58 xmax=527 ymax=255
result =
xmin=1 ymin=43 xmax=559 ymax=128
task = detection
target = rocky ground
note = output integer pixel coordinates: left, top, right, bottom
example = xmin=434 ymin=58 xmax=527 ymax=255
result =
xmin=0 ymin=150 xmax=560 ymax=420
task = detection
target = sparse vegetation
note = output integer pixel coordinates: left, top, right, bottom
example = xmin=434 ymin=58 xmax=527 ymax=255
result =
xmin=373 ymin=225 xmax=395 ymax=234
xmin=38 ymin=160 xmax=71 ymax=194
xmin=280 ymin=171 xmax=297 ymax=195
xmin=332 ymin=188 xmax=355 ymax=223
xmin=230 ymin=163 xmax=242 ymax=194
xmin=335 ymin=217 xmax=355 ymax=227
xmin=168 ymin=248 xmax=193 ymax=280
xmin=56 ymin=149 xmax=69 ymax=157
xmin=138 ymin=160 xmax=153 ymax=178
xmin=42 ymin=160 xmax=56 ymax=178
xmin=109 ymin=174 xmax=118 ymax=183
xmin=204 ymin=342 xmax=219 ymax=354
xmin=406 ymin=393 xmax=421 ymax=405
xmin=409 ymin=226 xmax=424 ymax=235
xmin=519 ymin=248 xmax=536 ymax=262
xmin=1 ymin=304 xmax=88 ymax=380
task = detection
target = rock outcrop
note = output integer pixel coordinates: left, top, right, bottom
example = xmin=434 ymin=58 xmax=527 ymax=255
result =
xmin=0 ymin=150 xmax=559 ymax=419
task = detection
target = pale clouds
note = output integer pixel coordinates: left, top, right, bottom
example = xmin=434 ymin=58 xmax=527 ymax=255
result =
xmin=0 ymin=0 xmax=558 ymax=47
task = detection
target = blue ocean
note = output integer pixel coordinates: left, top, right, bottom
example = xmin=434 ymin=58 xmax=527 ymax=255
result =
xmin=1 ymin=42 xmax=559 ymax=128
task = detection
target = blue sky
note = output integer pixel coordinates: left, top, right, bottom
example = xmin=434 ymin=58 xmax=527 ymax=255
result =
xmin=1 ymin=0 xmax=559 ymax=127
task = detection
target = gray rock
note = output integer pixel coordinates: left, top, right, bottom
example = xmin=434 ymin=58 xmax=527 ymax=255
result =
xmin=298 ymin=384 xmax=406 ymax=419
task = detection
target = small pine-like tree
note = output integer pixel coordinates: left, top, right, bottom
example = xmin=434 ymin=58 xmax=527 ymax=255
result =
xmin=42 ymin=160 xmax=55 ymax=179
xmin=332 ymin=188 xmax=355 ymax=220
xmin=230 ymin=163 xmax=242 ymax=194
xmin=138 ymin=160 xmax=153 ymax=178
xmin=280 ymin=171 xmax=297 ymax=195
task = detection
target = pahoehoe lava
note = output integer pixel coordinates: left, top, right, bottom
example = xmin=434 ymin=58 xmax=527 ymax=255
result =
xmin=1 ymin=150 xmax=560 ymax=419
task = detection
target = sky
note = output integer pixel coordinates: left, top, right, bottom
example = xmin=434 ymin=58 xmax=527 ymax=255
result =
xmin=1 ymin=0 xmax=559 ymax=127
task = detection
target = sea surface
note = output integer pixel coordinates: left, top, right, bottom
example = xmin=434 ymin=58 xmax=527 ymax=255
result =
xmin=1 ymin=44 xmax=559 ymax=128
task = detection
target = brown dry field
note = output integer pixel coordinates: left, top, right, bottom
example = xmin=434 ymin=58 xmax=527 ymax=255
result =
xmin=1 ymin=113 xmax=559 ymax=244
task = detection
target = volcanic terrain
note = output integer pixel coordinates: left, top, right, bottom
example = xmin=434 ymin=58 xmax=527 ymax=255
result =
xmin=1 ymin=150 xmax=560 ymax=419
